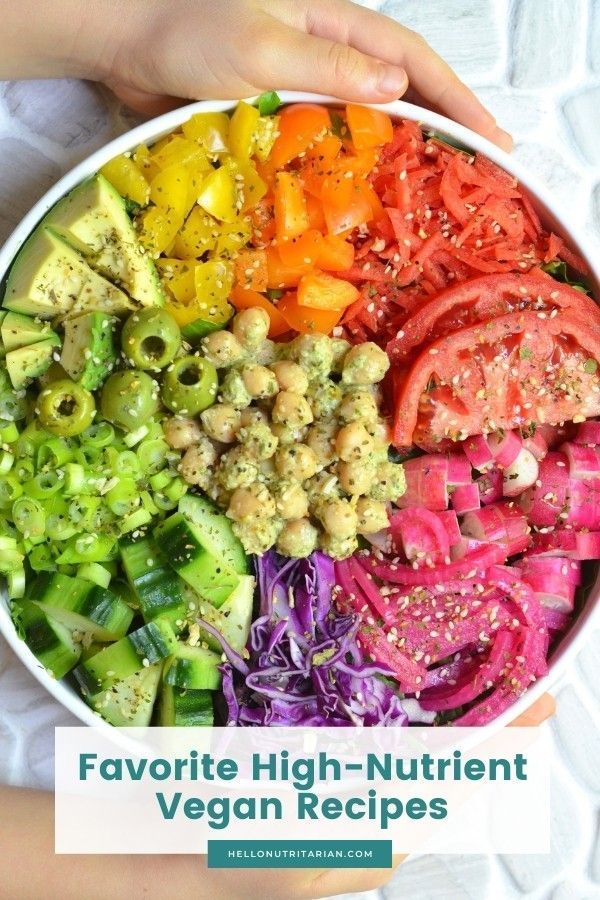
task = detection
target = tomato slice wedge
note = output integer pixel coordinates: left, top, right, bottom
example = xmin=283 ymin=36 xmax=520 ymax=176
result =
xmin=387 ymin=272 xmax=600 ymax=363
xmin=392 ymin=309 xmax=600 ymax=450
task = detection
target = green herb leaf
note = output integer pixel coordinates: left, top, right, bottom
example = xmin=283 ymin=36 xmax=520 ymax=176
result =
xmin=425 ymin=130 xmax=475 ymax=156
xmin=266 ymin=288 xmax=284 ymax=301
xmin=541 ymin=259 xmax=592 ymax=295
xmin=519 ymin=347 xmax=533 ymax=360
xmin=330 ymin=111 xmax=346 ymax=138
xmin=257 ymin=91 xmax=281 ymax=116
xmin=584 ymin=358 xmax=598 ymax=374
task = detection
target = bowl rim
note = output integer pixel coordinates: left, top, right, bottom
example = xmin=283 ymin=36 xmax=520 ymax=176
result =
xmin=1 ymin=90 xmax=599 ymax=732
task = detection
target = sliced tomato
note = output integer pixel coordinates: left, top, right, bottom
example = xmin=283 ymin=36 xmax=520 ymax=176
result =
xmin=392 ymin=310 xmax=600 ymax=450
xmin=297 ymin=272 xmax=359 ymax=310
xmin=387 ymin=272 xmax=600 ymax=363
xmin=269 ymin=104 xmax=332 ymax=169
xmin=229 ymin=285 xmax=289 ymax=337
xmin=277 ymin=291 xmax=343 ymax=333
xmin=346 ymin=104 xmax=393 ymax=149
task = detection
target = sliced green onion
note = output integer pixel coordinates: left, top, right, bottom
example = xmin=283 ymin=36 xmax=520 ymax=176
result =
xmin=68 ymin=496 xmax=101 ymax=527
xmin=118 ymin=507 xmax=152 ymax=535
xmin=12 ymin=496 xmax=46 ymax=537
xmin=0 ymin=450 xmax=14 ymax=475
xmin=37 ymin=437 xmax=74 ymax=470
xmin=115 ymin=450 xmax=140 ymax=477
xmin=77 ymin=562 xmax=112 ymax=588
xmin=56 ymin=533 xmax=117 ymax=564
xmin=106 ymin=477 xmax=140 ymax=516
xmin=152 ymin=491 xmax=178 ymax=511
xmin=149 ymin=470 xmax=171 ymax=491
xmin=137 ymin=438 xmax=169 ymax=475
xmin=0 ymin=474 xmax=23 ymax=507
xmin=74 ymin=445 xmax=102 ymax=466
xmin=81 ymin=421 xmax=116 ymax=448
xmin=0 ymin=422 xmax=19 ymax=444
xmin=0 ymin=391 xmax=27 ymax=422
xmin=13 ymin=459 xmax=34 ymax=482
xmin=63 ymin=463 xmax=87 ymax=496
xmin=163 ymin=476 xmax=188 ymax=503
xmin=45 ymin=513 xmax=78 ymax=541
xmin=124 ymin=424 xmax=149 ymax=448
xmin=140 ymin=490 xmax=159 ymax=516
xmin=7 ymin=567 xmax=25 ymax=599
xmin=24 ymin=471 xmax=63 ymax=499
xmin=28 ymin=543 xmax=57 ymax=572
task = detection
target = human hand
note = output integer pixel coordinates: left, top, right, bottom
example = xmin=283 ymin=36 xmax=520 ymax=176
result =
xmin=1 ymin=0 xmax=511 ymax=151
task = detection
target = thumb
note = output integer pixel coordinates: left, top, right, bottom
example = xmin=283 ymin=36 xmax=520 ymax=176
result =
xmin=259 ymin=23 xmax=408 ymax=102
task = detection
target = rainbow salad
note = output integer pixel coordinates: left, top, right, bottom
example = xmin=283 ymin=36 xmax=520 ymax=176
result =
xmin=1 ymin=93 xmax=598 ymax=727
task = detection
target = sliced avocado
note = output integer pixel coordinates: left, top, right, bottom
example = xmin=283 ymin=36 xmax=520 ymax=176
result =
xmin=3 ymin=227 xmax=134 ymax=320
xmin=6 ymin=335 xmax=60 ymax=390
xmin=60 ymin=310 xmax=118 ymax=390
xmin=0 ymin=312 xmax=6 ymax=358
xmin=44 ymin=175 xmax=164 ymax=308
xmin=1 ymin=311 xmax=56 ymax=352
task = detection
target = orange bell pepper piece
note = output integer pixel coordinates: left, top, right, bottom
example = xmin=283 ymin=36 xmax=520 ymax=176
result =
xmin=229 ymin=285 xmax=289 ymax=337
xmin=269 ymin=104 xmax=332 ymax=169
xmin=346 ymin=104 xmax=394 ymax=150
xmin=273 ymin=171 xmax=310 ymax=241
xmin=233 ymin=249 xmax=268 ymax=292
xmin=266 ymin=245 xmax=313 ymax=289
xmin=321 ymin=173 xmax=373 ymax=235
xmin=297 ymin=272 xmax=359 ymax=311
xmin=278 ymin=229 xmax=324 ymax=268
xmin=317 ymin=234 xmax=355 ymax=271
xmin=306 ymin=195 xmax=327 ymax=232
xmin=278 ymin=291 xmax=343 ymax=334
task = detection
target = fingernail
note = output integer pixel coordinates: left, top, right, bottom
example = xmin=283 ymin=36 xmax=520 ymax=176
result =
xmin=376 ymin=65 xmax=408 ymax=96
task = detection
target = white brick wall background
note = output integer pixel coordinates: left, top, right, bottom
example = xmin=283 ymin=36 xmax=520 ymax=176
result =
xmin=0 ymin=2 xmax=599 ymax=897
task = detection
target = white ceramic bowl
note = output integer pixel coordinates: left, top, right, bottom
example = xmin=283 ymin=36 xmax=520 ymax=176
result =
xmin=1 ymin=91 xmax=599 ymax=731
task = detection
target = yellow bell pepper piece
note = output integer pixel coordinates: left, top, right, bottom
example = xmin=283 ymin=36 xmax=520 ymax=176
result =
xmin=223 ymin=157 xmax=267 ymax=211
xmin=151 ymin=136 xmax=206 ymax=170
xmin=167 ymin=295 xmax=232 ymax=329
xmin=155 ymin=259 xmax=197 ymax=304
xmin=253 ymin=116 xmax=279 ymax=162
xmin=100 ymin=155 xmax=150 ymax=206
xmin=228 ymin=101 xmax=260 ymax=159
xmin=133 ymin=144 xmax=161 ymax=183
xmin=211 ymin=217 xmax=252 ymax=258
xmin=194 ymin=259 xmax=234 ymax=308
xmin=136 ymin=206 xmax=183 ymax=256
xmin=173 ymin=207 xmax=218 ymax=259
xmin=197 ymin=167 xmax=238 ymax=222
xmin=150 ymin=165 xmax=192 ymax=218
xmin=182 ymin=112 xmax=230 ymax=152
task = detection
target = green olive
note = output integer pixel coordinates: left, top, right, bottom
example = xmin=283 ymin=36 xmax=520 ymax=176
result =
xmin=38 ymin=379 xmax=96 ymax=437
xmin=121 ymin=308 xmax=181 ymax=370
xmin=100 ymin=369 xmax=159 ymax=431
xmin=161 ymin=356 xmax=218 ymax=415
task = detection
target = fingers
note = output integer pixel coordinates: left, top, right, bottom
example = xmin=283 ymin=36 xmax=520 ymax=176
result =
xmin=509 ymin=693 xmax=556 ymax=727
xmin=274 ymin=0 xmax=512 ymax=151
xmin=105 ymin=81 xmax=185 ymax=116
xmin=254 ymin=19 xmax=408 ymax=102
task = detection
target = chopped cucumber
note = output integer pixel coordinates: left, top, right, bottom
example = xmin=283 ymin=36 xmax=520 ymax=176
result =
xmin=87 ymin=663 xmax=163 ymax=726
xmin=12 ymin=599 xmax=81 ymax=679
xmin=199 ymin=574 xmax=255 ymax=653
xmin=119 ymin=536 xmax=189 ymax=627
xmin=29 ymin=571 xmax=134 ymax=641
xmin=163 ymin=641 xmax=222 ymax=691
xmin=178 ymin=493 xmax=248 ymax=575
xmin=159 ymin=684 xmax=213 ymax=726
xmin=74 ymin=619 xmax=178 ymax=695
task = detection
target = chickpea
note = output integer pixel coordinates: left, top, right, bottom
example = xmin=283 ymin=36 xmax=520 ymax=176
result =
xmin=335 ymin=421 xmax=374 ymax=462
xmin=270 ymin=423 xmax=307 ymax=445
xmin=338 ymin=457 xmax=376 ymax=495
xmin=365 ymin=419 xmax=390 ymax=450
xmin=219 ymin=369 xmax=251 ymax=409
xmin=200 ymin=404 xmax=241 ymax=443
xmin=227 ymin=483 xmax=276 ymax=522
xmin=255 ymin=339 xmax=279 ymax=367
xmin=291 ymin=333 xmax=334 ymax=378
xmin=319 ymin=532 xmax=358 ymax=560
xmin=276 ymin=519 xmax=319 ymax=558
xmin=306 ymin=472 xmax=340 ymax=508
xmin=271 ymin=360 xmax=309 ymax=395
xmin=338 ymin=389 xmax=378 ymax=425
xmin=271 ymin=391 xmax=314 ymax=428
xmin=179 ymin=437 xmax=217 ymax=486
xmin=274 ymin=444 xmax=318 ymax=481
xmin=317 ymin=497 xmax=357 ymax=540
xmin=238 ymin=422 xmax=278 ymax=459
xmin=239 ymin=407 xmax=269 ymax=427
xmin=273 ymin=479 xmax=309 ymax=520
xmin=356 ymin=497 xmax=389 ymax=534
xmin=232 ymin=308 xmax=270 ymax=350
xmin=162 ymin=416 xmax=202 ymax=449
xmin=330 ymin=337 xmax=351 ymax=374
xmin=306 ymin=422 xmax=338 ymax=469
xmin=201 ymin=330 xmax=244 ymax=367
xmin=341 ymin=342 xmax=390 ymax=385
xmin=216 ymin=446 xmax=258 ymax=491
xmin=307 ymin=378 xmax=342 ymax=419
xmin=232 ymin=517 xmax=283 ymax=555
xmin=241 ymin=364 xmax=278 ymax=399
xmin=369 ymin=460 xmax=407 ymax=502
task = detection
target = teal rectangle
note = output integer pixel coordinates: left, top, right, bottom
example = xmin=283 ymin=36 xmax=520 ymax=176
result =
xmin=208 ymin=840 xmax=392 ymax=868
